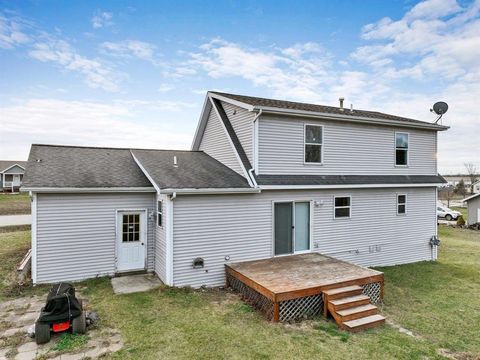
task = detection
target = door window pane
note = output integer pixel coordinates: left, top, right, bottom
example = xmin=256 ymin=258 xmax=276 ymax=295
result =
xmin=274 ymin=203 xmax=293 ymax=255
xmin=122 ymin=214 xmax=141 ymax=242
xmin=294 ymin=202 xmax=310 ymax=252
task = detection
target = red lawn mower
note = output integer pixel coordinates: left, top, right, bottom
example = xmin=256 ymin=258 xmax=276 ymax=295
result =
xmin=35 ymin=283 xmax=86 ymax=344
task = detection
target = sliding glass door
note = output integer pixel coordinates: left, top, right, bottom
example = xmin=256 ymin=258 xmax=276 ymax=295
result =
xmin=274 ymin=201 xmax=310 ymax=256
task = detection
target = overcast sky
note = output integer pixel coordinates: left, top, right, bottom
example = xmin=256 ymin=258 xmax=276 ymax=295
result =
xmin=0 ymin=0 xmax=479 ymax=174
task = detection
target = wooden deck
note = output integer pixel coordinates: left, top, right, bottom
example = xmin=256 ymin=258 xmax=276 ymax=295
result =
xmin=225 ymin=253 xmax=384 ymax=322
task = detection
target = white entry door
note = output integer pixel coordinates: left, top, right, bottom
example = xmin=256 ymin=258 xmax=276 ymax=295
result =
xmin=12 ymin=174 xmax=21 ymax=186
xmin=116 ymin=211 xmax=146 ymax=272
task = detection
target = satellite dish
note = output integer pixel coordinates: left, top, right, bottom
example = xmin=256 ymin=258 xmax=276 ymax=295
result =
xmin=430 ymin=101 xmax=448 ymax=124
xmin=432 ymin=101 xmax=448 ymax=115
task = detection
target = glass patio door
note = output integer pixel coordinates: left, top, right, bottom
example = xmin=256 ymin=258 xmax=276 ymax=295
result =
xmin=274 ymin=202 xmax=310 ymax=256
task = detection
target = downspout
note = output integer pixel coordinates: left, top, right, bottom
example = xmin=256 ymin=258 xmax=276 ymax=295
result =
xmin=166 ymin=191 xmax=176 ymax=286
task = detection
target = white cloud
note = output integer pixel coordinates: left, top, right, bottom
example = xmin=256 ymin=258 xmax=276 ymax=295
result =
xmin=0 ymin=98 xmax=194 ymax=160
xmin=91 ymin=11 xmax=113 ymax=29
xmin=29 ymin=38 xmax=121 ymax=92
xmin=158 ymin=84 xmax=174 ymax=93
xmin=101 ymin=40 xmax=158 ymax=63
xmin=188 ymin=39 xmax=334 ymax=103
xmin=0 ymin=14 xmax=30 ymax=49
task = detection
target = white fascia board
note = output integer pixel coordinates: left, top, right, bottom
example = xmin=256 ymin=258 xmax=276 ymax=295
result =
xmin=1 ymin=163 xmax=26 ymax=172
xmin=462 ymin=193 xmax=480 ymax=202
xmin=208 ymin=92 xmax=255 ymax=111
xmin=130 ymin=151 xmax=161 ymax=193
xmin=160 ymin=188 xmax=262 ymax=195
xmin=260 ymin=183 xmax=442 ymax=190
xmin=20 ymin=187 xmax=156 ymax=193
xmin=256 ymin=107 xmax=449 ymax=131
xmin=191 ymin=96 xmax=212 ymax=150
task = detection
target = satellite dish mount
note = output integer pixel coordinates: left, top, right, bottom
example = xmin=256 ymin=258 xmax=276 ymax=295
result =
xmin=430 ymin=101 xmax=448 ymax=124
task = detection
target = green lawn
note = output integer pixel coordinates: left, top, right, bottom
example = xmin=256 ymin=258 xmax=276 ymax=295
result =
xmin=0 ymin=193 xmax=31 ymax=215
xmin=0 ymin=227 xmax=479 ymax=359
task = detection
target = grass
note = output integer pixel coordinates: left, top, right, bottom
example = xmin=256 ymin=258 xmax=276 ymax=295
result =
xmin=0 ymin=227 xmax=479 ymax=359
xmin=0 ymin=193 xmax=30 ymax=215
xmin=50 ymin=333 xmax=88 ymax=352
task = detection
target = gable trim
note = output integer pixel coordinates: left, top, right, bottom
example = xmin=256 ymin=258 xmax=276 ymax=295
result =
xmin=1 ymin=163 xmax=26 ymax=173
xmin=131 ymin=151 xmax=161 ymax=193
xmin=208 ymin=97 xmax=254 ymax=187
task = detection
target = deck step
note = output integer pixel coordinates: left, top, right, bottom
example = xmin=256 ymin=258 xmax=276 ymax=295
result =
xmin=329 ymin=294 xmax=370 ymax=310
xmin=323 ymin=285 xmax=363 ymax=300
xmin=342 ymin=314 xmax=385 ymax=332
xmin=335 ymin=304 xmax=378 ymax=322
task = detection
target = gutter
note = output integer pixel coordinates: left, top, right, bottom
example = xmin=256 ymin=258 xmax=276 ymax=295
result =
xmin=254 ymin=107 xmax=449 ymax=131
xmin=160 ymin=188 xmax=262 ymax=195
xmin=259 ymin=183 xmax=444 ymax=190
xmin=20 ymin=187 xmax=156 ymax=193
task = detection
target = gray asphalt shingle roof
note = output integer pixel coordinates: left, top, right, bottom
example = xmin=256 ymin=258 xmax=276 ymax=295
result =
xmin=211 ymin=91 xmax=444 ymax=128
xmin=256 ymin=174 xmax=447 ymax=186
xmin=22 ymin=145 xmax=153 ymax=188
xmin=131 ymin=149 xmax=250 ymax=189
xmin=22 ymin=144 xmax=250 ymax=190
xmin=0 ymin=161 xmax=27 ymax=172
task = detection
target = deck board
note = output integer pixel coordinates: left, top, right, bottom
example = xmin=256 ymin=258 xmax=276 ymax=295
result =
xmin=226 ymin=253 xmax=383 ymax=296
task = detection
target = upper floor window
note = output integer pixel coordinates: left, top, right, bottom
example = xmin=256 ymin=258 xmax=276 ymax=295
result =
xmin=305 ymin=124 xmax=323 ymax=163
xmin=395 ymin=132 xmax=409 ymax=166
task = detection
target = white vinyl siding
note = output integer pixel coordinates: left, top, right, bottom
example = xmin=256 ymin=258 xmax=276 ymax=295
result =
xmin=172 ymin=187 xmax=436 ymax=288
xmin=222 ymin=101 xmax=255 ymax=164
xmin=35 ymin=193 xmax=155 ymax=284
xmin=199 ymin=107 xmax=244 ymax=175
xmin=155 ymin=194 xmax=168 ymax=283
xmin=258 ymin=115 xmax=437 ymax=175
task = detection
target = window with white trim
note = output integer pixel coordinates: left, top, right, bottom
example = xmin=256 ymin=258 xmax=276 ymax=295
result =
xmin=334 ymin=196 xmax=351 ymax=218
xmin=157 ymin=200 xmax=163 ymax=227
xmin=397 ymin=194 xmax=407 ymax=215
xmin=395 ymin=132 xmax=409 ymax=166
xmin=305 ymin=124 xmax=323 ymax=163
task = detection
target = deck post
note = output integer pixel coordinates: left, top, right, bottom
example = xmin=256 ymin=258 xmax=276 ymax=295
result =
xmin=273 ymin=301 xmax=280 ymax=322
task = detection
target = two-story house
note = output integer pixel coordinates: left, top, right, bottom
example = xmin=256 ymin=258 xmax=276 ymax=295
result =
xmin=22 ymin=91 xmax=447 ymax=287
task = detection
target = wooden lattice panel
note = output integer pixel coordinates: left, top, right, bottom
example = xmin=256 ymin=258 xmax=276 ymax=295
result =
xmin=362 ymin=282 xmax=382 ymax=304
xmin=279 ymin=294 xmax=324 ymax=322
xmin=227 ymin=274 xmax=274 ymax=320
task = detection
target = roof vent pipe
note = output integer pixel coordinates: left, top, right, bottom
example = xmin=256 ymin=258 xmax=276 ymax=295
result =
xmin=339 ymin=97 xmax=345 ymax=110
xmin=173 ymin=156 xmax=178 ymax=167
xmin=350 ymin=104 xmax=353 ymax=113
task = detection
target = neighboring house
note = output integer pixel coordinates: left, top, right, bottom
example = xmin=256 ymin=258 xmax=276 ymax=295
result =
xmin=472 ymin=180 xmax=480 ymax=194
xmin=0 ymin=161 xmax=27 ymax=192
xmin=22 ymin=92 xmax=448 ymax=286
xmin=463 ymin=193 xmax=480 ymax=224
xmin=441 ymin=174 xmax=473 ymax=188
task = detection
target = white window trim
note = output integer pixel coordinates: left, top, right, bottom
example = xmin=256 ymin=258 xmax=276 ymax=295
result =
xmin=157 ymin=200 xmax=163 ymax=228
xmin=272 ymin=200 xmax=313 ymax=257
xmin=395 ymin=131 xmax=409 ymax=167
xmin=303 ymin=123 xmax=324 ymax=165
xmin=397 ymin=193 xmax=407 ymax=215
xmin=333 ymin=195 xmax=352 ymax=220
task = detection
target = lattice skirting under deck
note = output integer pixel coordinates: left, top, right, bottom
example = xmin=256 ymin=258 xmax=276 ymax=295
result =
xmin=227 ymin=273 xmax=383 ymax=322
xmin=227 ymin=274 xmax=274 ymax=320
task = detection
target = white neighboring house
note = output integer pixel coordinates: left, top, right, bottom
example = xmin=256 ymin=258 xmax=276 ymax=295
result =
xmin=472 ymin=180 xmax=480 ymax=194
xmin=0 ymin=161 xmax=27 ymax=192
xmin=22 ymin=91 xmax=448 ymax=286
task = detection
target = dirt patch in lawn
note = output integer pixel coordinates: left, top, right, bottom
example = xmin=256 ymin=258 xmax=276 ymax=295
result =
xmin=437 ymin=348 xmax=480 ymax=360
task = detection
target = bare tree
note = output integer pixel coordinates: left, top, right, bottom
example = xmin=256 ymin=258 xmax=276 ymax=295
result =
xmin=464 ymin=163 xmax=478 ymax=193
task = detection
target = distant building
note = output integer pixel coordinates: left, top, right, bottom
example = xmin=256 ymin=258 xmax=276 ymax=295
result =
xmin=0 ymin=161 xmax=27 ymax=192
xmin=442 ymin=174 xmax=476 ymax=188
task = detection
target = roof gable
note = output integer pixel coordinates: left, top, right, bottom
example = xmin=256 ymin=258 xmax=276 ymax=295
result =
xmin=0 ymin=161 xmax=26 ymax=173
